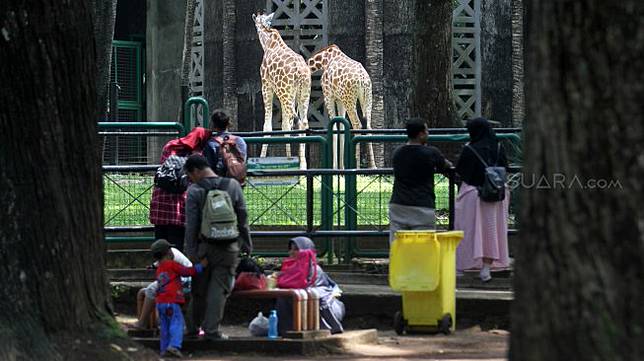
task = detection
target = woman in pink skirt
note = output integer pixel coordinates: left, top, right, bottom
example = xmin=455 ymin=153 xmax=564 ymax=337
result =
xmin=455 ymin=118 xmax=510 ymax=282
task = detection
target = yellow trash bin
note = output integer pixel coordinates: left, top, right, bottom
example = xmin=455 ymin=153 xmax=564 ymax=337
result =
xmin=389 ymin=230 xmax=463 ymax=334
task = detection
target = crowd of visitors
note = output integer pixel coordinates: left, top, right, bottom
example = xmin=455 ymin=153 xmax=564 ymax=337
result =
xmin=136 ymin=110 xmax=508 ymax=356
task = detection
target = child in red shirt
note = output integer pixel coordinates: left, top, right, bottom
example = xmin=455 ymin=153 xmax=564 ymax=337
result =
xmin=150 ymin=239 xmax=207 ymax=358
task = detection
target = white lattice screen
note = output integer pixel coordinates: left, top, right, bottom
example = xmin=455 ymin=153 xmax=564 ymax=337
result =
xmin=452 ymin=0 xmax=481 ymax=122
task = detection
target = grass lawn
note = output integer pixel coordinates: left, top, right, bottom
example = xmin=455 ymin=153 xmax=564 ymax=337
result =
xmin=103 ymin=173 xmax=457 ymax=228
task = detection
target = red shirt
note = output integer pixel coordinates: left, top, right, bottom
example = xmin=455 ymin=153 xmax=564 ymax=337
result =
xmin=155 ymin=260 xmax=201 ymax=304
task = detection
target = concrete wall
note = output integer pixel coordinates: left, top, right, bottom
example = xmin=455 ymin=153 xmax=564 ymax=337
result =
xmin=146 ymin=0 xmax=185 ymax=123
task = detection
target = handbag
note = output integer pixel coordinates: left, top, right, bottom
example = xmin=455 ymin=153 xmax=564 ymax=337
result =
xmin=234 ymin=272 xmax=267 ymax=291
xmin=277 ymin=249 xmax=318 ymax=289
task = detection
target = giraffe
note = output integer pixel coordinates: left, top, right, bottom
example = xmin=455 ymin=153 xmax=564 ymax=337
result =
xmin=308 ymin=44 xmax=376 ymax=169
xmin=252 ymin=12 xmax=310 ymax=169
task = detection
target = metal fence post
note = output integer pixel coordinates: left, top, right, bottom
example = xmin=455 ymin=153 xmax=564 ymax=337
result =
xmin=448 ymin=168 xmax=456 ymax=230
xmin=183 ymin=96 xmax=210 ymax=133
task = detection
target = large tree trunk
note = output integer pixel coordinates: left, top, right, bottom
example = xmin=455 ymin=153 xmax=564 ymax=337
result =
xmin=365 ymin=0 xmax=385 ymax=167
xmin=222 ymin=0 xmax=238 ymax=128
xmin=181 ymin=0 xmax=196 ymax=89
xmin=0 ymin=1 xmax=117 ymax=359
xmin=92 ymin=0 xmax=118 ymax=119
xmin=411 ymin=0 xmax=457 ymax=128
xmin=510 ymin=1 xmax=644 ymax=360
xmin=180 ymin=0 xmax=196 ymax=124
xmin=510 ymin=0 xmax=524 ymax=127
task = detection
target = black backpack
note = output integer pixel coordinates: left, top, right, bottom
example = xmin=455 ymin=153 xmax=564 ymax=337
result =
xmin=467 ymin=143 xmax=506 ymax=202
xmin=154 ymin=154 xmax=188 ymax=194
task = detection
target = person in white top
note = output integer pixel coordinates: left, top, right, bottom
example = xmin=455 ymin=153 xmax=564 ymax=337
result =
xmin=133 ymin=242 xmax=192 ymax=329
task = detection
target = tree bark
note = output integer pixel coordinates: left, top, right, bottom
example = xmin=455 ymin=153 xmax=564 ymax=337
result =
xmin=511 ymin=0 xmax=525 ymax=127
xmin=510 ymin=1 xmax=644 ymax=360
xmin=365 ymin=0 xmax=385 ymax=167
xmin=0 ymin=0 xmax=113 ymax=358
xmin=222 ymin=0 xmax=238 ymax=128
xmin=91 ymin=0 xmax=118 ymax=119
xmin=181 ymin=0 xmax=196 ymax=89
xmin=411 ymin=0 xmax=457 ymax=128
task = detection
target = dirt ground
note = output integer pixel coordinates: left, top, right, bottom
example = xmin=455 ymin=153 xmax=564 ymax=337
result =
xmin=118 ymin=316 xmax=508 ymax=361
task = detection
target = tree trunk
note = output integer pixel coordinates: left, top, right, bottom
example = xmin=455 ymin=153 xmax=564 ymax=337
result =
xmin=222 ymin=0 xmax=238 ymax=128
xmin=510 ymin=0 xmax=524 ymax=127
xmin=0 ymin=0 xmax=114 ymax=359
xmin=510 ymin=1 xmax=644 ymax=360
xmin=180 ymin=0 xmax=196 ymax=124
xmin=181 ymin=0 xmax=196 ymax=89
xmin=411 ymin=0 xmax=457 ymax=128
xmin=92 ymin=0 xmax=118 ymax=119
xmin=365 ymin=0 xmax=385 ymax=167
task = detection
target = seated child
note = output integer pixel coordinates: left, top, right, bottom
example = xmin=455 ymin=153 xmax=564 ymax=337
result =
xmin=150 ymin=239 xmax=207 ymax=358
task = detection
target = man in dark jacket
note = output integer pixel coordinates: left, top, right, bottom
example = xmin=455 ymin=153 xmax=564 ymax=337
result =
xmin=183 ymin=154 xmax=252 ymax=340
xmin=389 ymin=118 xmax=452 ymax=243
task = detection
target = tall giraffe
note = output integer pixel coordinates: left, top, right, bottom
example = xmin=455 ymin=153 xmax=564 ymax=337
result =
xmin=308 ymin=44 xmax=376 ymax=169
xmin=252 ymin=12 xmax=310 ymax=169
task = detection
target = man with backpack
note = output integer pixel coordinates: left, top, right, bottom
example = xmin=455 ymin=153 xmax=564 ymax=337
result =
xmin=204 ymin=109 xmax=247 ymax=186
xmin=183 ymin=154 xmax=252 ymax=340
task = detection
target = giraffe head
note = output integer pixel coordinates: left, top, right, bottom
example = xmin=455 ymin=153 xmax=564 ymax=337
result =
xmin=252 ymin=12 xmax=281 ymax=50
xmin=307 ymin=44 xmax=343 ymax=73
xmin=252 ymin=12 xmax=274 ymax=31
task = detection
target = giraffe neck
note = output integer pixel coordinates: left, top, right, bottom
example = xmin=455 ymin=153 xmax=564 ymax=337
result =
xmin=258 ymin=28 xmax=288 ymax=53
xmin=309 ymin=47 xmax=342 ymax=72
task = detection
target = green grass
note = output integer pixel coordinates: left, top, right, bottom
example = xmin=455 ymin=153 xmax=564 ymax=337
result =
xmin=103 ymin=173 xmax=456 ymax=228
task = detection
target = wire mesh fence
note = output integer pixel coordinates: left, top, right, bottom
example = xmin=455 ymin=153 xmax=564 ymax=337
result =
xmin=101 ymin=124 xmax=522 ymax=261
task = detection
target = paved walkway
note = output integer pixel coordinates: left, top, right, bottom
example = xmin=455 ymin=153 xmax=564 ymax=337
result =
xmin=184 ymin=327 xmax=508 ymax=360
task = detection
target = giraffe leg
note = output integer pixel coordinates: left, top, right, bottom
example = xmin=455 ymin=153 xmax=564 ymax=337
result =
xmin=345 ymin=105 xmax=363 ymax=169
xmin=279 ymin=96 xmax=296 ymax=158
xmin=325 ymin=97 xmax=338 ymax=169
xmin=337 ymin=102 xmax=347 ymax=169
xmin=297 ymin=80 xmax=311 ymax=169
xmin=359 ymin=86 xmax=376 ymax=169
xmin=260 ymin=85 xmax=274 ymax=158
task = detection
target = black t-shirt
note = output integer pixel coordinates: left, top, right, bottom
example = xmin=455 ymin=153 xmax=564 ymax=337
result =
xmin=390 ymin=145 xmax=449 ymax=209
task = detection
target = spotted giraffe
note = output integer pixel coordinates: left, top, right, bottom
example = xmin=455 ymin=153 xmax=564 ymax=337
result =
xmin=252 ymin=12 xmax=310 ymax=169
xmin=308 ymin=44 xmax=376 ymax=169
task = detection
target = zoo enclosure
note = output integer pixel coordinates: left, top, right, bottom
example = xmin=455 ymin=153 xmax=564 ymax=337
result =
xmin=101 ymin=115 xmax=521 ymax=264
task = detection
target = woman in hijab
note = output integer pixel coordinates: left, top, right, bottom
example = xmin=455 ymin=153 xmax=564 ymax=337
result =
xmin=455 ymin=118 xmax=510 ymax=282
xmin=275 ymin=237 xmax=345 ymax=335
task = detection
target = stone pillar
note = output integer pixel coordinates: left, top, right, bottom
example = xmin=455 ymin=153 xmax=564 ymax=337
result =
xmin=480 ymin=0 xmax=513 ymax=126
xmin=146 ymin=0 xmax=186 ymax=161
xmin=146 ymin=0 xmax=185 ymax=123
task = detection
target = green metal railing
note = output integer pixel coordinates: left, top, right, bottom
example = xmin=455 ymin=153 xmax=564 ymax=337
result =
xmin=183 ymin=96 xmax=210 ymax=131
xmin=101 ymin=100 xmax=522 ymax=263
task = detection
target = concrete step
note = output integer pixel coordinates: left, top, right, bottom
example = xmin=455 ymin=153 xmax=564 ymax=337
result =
xmin=111 ymin=281 xmax=511 ymax=331
xmin=108 ymin=268 xmax=512 ymax=290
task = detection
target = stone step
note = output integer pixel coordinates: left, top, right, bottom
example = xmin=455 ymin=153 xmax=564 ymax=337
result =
xmin=108 ymin=268 xmax=512 ymax=290
xmin=111 ymin=281 xmax=512 ymax=331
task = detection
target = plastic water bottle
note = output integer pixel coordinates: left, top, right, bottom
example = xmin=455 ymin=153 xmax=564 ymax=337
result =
xmin=268 ymin=310 xmax=279 ymax=339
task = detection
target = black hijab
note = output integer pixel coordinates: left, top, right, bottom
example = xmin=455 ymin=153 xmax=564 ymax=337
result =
xmin=456 ymin=117 xmax=507 ymax=186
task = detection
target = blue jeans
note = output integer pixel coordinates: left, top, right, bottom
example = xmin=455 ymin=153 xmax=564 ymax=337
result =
xmin=157 ymin=303 xmax=184 ymax=353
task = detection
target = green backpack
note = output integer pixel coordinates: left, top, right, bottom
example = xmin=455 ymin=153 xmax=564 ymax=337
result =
xmin=199 ymin=178 xmax=239 ymax=244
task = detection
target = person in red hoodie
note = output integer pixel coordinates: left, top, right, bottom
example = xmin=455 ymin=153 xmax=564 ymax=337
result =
xmin=149 ymin=127 xmax=211 ymax=251
xmin=150 ymin=239 xmax=207 ymax=358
